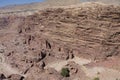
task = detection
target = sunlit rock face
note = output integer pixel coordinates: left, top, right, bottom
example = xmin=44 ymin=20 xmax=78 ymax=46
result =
xmin=0 ymin=1 xmax=120 ymax=80
xmin=80 ymin=0 xmax=120 ymax=5
xmin=0 ymin=0 xmax=120 ymax=17
xmin=45 ymin=0 xmax=80 ymax=6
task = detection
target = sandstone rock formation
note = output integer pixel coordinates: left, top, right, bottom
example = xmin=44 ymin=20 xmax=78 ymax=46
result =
xmin=0 ymin=2 xmax=120 ymax=80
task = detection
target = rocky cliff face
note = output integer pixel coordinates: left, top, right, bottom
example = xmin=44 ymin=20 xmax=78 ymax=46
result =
xmin=0 ymin=2 xmax=120 ymax=80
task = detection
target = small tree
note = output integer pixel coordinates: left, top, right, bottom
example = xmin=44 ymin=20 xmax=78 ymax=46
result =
xmin=61 ymin=68 xmax=70 ymax=77
xmin=93 ymin=77 xmax=100 ymax=80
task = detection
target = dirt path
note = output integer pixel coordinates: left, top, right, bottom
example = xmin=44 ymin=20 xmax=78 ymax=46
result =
xmin=45 ymin=56 xmax=120 ymax=80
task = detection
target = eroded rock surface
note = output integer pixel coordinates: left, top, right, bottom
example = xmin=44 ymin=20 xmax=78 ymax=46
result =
xmin=0 ymin=2 xmax=120 ymax=80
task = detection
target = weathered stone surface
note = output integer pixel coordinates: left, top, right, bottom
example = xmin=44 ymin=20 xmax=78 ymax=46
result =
xmin=8 ymin=74 xmax=24 ymax=80
xmin=45 ymin=68 xmax=58 ymax=74
xmin=0 ymin=2 xmax=120 ymax=80
xmin=37 ymin=61 xmax=46 ymax=69
xmin=0 ymin=73 xmax=6 ymax=80
xmin=66 ymin=61 xmax=78 ymax=75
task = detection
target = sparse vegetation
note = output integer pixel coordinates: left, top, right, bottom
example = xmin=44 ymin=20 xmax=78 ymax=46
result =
xmin=93 ymin=77 xmax=100 ymax=80
xmin=61 ymin=68 xmax=70 ymax=77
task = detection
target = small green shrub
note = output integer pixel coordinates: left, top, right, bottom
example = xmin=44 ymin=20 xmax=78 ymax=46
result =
xmin=61 ymin=68 xmax=70 ymax=77
xmin=93 ymin=77 xmax=100 ymax=80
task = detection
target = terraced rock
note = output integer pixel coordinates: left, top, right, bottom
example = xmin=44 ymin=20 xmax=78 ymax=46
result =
xmin=0 ymin=2 xmax=120 ymax=80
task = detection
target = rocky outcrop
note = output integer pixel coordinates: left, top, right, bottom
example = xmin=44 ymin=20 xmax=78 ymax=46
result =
xmin=0 ymin=73 xmax=6 ymax=80
xmin=8 ymin=74 xmax=24 ymax=80
xmin=0 ymin=2 xmax=120 ymax=80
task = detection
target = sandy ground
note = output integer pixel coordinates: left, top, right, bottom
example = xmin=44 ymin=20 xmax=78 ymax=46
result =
xmin=45 ymin=57 xmax=91 ymax=71
xmin=45 ymin=56 xmax=120 ymax=80
xmin=0 ymin=54 xmax=25 ymax=77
